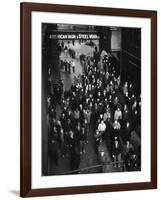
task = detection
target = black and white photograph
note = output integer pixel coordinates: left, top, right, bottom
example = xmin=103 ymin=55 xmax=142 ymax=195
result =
xmin=20 ymin=3 xmax=157 ymax=197
xmin=41 ymin=23 xmax=141 ymax=176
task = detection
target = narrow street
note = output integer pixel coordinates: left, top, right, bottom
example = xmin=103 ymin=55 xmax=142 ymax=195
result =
xmin=48 ymin=41 xmax=125 ymax=175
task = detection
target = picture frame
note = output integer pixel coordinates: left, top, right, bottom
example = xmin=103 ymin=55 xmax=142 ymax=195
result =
xmin=20 ymin=2 xmax=157 ymax=197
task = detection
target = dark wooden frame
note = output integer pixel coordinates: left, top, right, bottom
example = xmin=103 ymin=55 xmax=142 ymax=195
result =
xmin=20 ymin=2 xmax=157 ymax=197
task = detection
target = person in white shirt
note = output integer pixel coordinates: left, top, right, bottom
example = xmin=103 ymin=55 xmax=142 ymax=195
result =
xmin=123 ymin=82 xmax=128 ymax=95
xmin=114 ymin=107 xmax=122 ymax=121
xmin=71 ymin=60 xmax=75 ymax=73
xmin=98 ymin=120 xmax=106 ymax=132
xmin=113 ymin=120 xmax=121 ymax=130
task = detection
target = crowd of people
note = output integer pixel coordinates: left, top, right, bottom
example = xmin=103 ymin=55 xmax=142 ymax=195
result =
xmin=47 ymin=41 xmax=141 ymax=174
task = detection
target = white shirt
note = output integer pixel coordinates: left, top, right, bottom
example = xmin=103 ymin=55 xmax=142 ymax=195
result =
xmin=114 ymin=109 xmax=122 ymax=120
xmin=113 ymin=121 xmax=121 ymax=130
xmin=98 ymin=122 xmax=106 ymax=132
xmin=71 ymin=61 xmax=75 ymax=67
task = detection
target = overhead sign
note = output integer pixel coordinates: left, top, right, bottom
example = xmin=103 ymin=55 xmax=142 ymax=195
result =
xmin=49 ymin=33 xmax=100 ymax=40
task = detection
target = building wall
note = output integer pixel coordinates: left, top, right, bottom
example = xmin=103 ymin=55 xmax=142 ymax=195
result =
xmin=42 ymin=23 xmax=60 ymax=175
xmin=110 ymin=29 xmax=121 ymax=61
xmin=121 ymin=28 xmax=141 ymax=94
xmin=111 ymin=29 xmax=121 ymax=51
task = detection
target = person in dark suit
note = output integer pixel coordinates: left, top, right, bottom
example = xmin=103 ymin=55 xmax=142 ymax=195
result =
xmin=64 ymin=59 xmax=68 ymax=72
xmin=49 ymin=126 xmax=59 ymax=165
xmin=68 ymin=61 xmax=71 ymax=73
xmin=70 ymin=145 xmax=80 ymax=173
xmin=79 ymin=127 xmax=86 ymax=154
xmin=102 ymin=55 xmax=108 ymax=73
xmin=112 ymin=139 xmax=122 ymax=168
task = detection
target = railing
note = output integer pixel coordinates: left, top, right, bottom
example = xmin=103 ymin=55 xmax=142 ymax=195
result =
xmin=60 ymin=160 xmax=125 ymax=175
